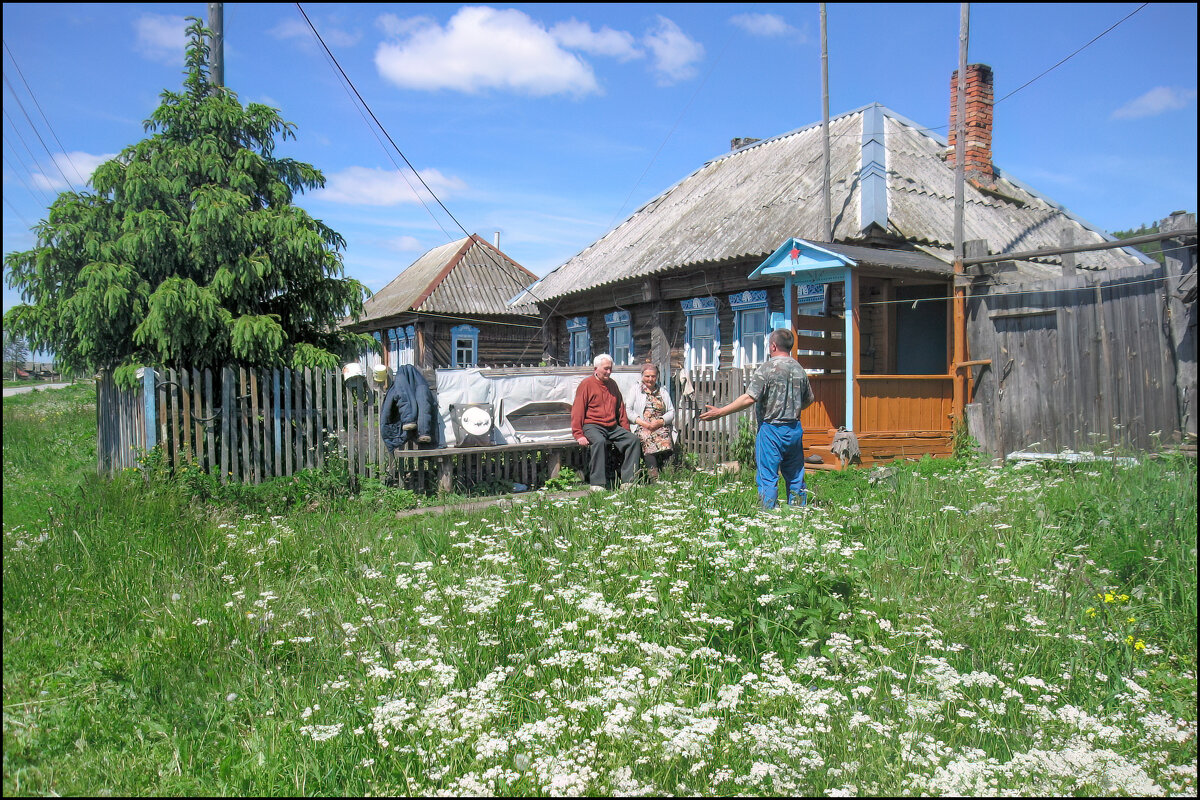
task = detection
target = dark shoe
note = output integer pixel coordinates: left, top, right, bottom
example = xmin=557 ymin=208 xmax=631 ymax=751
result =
xmin=805 ymin=454 xmax=823 ymax=464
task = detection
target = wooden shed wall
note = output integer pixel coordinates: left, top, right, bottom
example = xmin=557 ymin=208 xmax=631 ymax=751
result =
xmin=965 ymin=262 xmax=1181 ymax=455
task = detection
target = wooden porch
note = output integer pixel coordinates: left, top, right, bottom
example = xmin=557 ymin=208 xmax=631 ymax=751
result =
xmin=800 ymin=374 xmax=954 ymax=469
xmin=748 ymin=238 xmax=960 ymax=470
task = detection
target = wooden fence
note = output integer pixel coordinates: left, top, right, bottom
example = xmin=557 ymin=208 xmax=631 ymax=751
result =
xmin=96 ymin=366 xmax=591 ymax=492
xmin=965 ymin=262 xmax=1183 ymax=456
xmin=671 ymin=367 xmax=755 ymax=465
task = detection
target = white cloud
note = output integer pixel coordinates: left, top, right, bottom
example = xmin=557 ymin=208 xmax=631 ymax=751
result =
xmin=384 ymin=235 xmax=424 ymax=252
xmin=643 ymin=16 xmax=704 ymax=86
xmin=729 ymin=13 xmax=798 ymax=38
xmin=31 ymin=152 xmax=117 ymax=191
xmin=1111 ymin=86 xmax=1197 ymax=120
xmin=270 ymin=17 xmax=360 ymax=48
xmin=374 ymin=7 xmax=599 ymax=96
xmin=134 ymin=14 xmax=188 ymax=65
xmin=269 ymin=19 xmax=309 ymax=40
xmin=376 ymin=13 xmax=435 ymax=38
xmin=317 ymin=166 xmax=467 ymax=206
xmin=550 ymin=19 xmax=642 ymax=62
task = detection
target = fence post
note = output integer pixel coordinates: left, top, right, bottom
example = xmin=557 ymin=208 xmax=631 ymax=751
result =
xmin=142 ymin=367 xmax=157 ymax=452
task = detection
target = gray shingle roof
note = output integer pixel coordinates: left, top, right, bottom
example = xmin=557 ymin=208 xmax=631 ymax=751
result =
xmin=527 ymin=104 xmax=1149 ymax=302
xmin=355 ymin=235 xmax=539 ymax=324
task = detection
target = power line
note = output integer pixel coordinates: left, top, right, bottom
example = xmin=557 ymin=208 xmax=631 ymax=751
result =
xmin=3 ymin=39 xmax=87 ymax=185
xmin=4 ymin=196 xmax=33 ymax=231
xmin=300 ymin=16 xmax=456 ymax=243
xmin=293 ymin=4 xmax=561 ymax=349
xmin=607 ymin=28 xmax=735 ymax=231
xmin=995 ymin=4 xmax=1149 ymax=106
xmin=1 ymin=73 xmax=76 ymax=194
xmin=2 ymin=119 xmax=53 ymax=207
xmin=294 ymin=4 xmax=474 ymax=248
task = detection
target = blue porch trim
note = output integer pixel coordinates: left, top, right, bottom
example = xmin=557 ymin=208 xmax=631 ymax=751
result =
xmin=750 ymin=238 xmax=859 ymax=429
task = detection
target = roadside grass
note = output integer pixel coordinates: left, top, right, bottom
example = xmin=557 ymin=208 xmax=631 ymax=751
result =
xmin=3 ymin=384 xmax=1196 ymax=795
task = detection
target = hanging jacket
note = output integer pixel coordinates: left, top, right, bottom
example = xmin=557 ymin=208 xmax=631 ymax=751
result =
xmin=381 ymin=365 xmax=437 ymax=450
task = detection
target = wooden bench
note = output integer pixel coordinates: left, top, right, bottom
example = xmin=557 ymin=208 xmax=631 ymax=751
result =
xmin=392 ymin=440 xmax=584 ymax=492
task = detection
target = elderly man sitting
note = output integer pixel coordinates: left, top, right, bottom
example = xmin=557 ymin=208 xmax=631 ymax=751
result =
xmin=572 ymin=354 xmax=641 ymax=490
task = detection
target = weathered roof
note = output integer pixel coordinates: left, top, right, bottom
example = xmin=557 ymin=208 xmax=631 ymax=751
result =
xmin=354 ymin=235 xmax=539 ymax=325
xmin=527 ymin=104 xmax=1150 ymax=302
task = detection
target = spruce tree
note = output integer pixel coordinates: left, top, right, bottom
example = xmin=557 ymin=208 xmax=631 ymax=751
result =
xmin=4 ymin=19 xmax=373 ymax=384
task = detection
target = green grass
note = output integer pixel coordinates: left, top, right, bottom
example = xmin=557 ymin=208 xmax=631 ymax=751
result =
xmin=4 ymin=384 xmax=1197 ymax=796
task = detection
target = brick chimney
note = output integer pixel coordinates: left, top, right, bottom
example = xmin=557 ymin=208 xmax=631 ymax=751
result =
xmin=947 ymin=63 xmax=994 ymax=188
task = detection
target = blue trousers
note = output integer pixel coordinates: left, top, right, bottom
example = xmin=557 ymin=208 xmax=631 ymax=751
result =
xmin=756 ymin=420 xmax=806 ymax=509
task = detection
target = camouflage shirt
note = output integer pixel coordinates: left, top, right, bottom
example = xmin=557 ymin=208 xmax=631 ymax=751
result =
xmin=745 ymin=356 xmax=815 ymax=424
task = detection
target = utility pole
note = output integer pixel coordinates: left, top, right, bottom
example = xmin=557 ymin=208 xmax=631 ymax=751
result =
xmin=952 ymin=3 xmax=969 ymax=424
xmin=208 ymin=2 xmax=224 ymax=87
xmin=820 ymin=4 xmax=832 ymax=243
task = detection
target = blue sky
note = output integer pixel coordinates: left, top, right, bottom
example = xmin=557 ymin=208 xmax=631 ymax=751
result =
xmin=3 ymin=3 xmax=1197 ymax=317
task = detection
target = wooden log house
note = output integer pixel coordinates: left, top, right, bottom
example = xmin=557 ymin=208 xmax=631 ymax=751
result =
xmin=344 ymin=234 xmax=544 ymax=374
xmin=519 ymin=66 xmax=1153 ymax=466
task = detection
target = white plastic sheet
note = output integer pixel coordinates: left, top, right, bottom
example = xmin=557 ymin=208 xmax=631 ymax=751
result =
xmin=434 ymin=368 xmax=644 ymax=446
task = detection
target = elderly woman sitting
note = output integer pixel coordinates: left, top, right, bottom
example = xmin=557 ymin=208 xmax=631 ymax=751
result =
xmin=626 ymin=363 xmax=675 ymax=482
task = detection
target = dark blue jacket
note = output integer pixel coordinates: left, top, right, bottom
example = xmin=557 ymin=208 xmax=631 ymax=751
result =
xmin=381 ymin=365 xmax=437 ymax=450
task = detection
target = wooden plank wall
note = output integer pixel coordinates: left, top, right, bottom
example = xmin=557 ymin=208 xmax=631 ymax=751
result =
xmin=966 ymin=263 xmax=1180 ymax=456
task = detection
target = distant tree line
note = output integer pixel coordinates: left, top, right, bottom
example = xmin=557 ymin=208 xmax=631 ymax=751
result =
xmin=1112 ymin=221 xmax=1167 ymax=264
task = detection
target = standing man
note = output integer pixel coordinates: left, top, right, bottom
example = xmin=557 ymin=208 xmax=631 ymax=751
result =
xmin=700 ymin=329 xmax=815 ymax=508
xmin=572 ymin=353 xmax=641 ymax=490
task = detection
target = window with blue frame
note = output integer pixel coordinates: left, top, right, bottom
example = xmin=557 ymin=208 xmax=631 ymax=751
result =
xmin=388 ymin=326 xmax=415 ymax=366
xmin=605 ymin=310 xmax=633 ymax=365
xmin=450 ymin=325 xmax=478 ymax=368
xmin=399 ymin=326 xmax=415 ymax=365
xmin=387 ymin=328 xmax=399 ymax=366
xmin=681 ymin=297 xmax=719 ymax=371
xmin=364 ymin=330 xmax=384 ymax=371
xmin=567 ymin=317 xmax=591 ymax=366
xmin=730 ymin=290 xmax=770 ymax=367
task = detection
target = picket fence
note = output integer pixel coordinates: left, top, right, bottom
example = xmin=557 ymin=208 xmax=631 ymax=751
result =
xmin=96 ymin=366 xmax=751 ymax=492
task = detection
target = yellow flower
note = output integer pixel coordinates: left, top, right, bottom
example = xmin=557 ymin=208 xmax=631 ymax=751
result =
xmin=1134 ymin=640 xmax=1146 ymax=651
xmin=1086 ymin=607 xmax=1098 ymax=618
xmin=1104 ymin=593 xmax=1116 ymax=603
xmin=1127 ymin=617 xmax=1136 ymax=624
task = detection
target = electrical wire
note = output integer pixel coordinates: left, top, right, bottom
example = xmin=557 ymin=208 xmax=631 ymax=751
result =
xmin=2 ymin=73 xmax=76 ymax=194
xmin=294 ymin=4 xmax=573 ymax=346
xmin=994 ymin=3 xmax=1149 ymax=106
xmin=2 ymin=123 xmax=53 ymax=208
xmin=294 ymin=4 xmax=475 ymax=249
xmin=2 ymin=107 xmax=56 ymax=205
xmin=302 ymin=20 xmax=456 ymax=243
xmin=606 ymin=28 xmax=735 ymax=231
xmin=3 ymin=39 xmax=87 ymax=186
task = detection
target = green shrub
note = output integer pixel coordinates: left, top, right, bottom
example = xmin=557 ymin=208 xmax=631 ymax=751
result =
xmin=543 ymin=465 xmax=580 ymax=492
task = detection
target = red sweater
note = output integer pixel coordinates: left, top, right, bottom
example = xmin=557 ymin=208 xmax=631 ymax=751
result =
xmin=571 ymin=376 xmax=629 ymax=437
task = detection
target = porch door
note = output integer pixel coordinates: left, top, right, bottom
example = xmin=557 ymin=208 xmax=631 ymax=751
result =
xmin=894 ymin=285 xmax=948 ymax=374
xmin=791 ymin=282 xmax=845 ymax=430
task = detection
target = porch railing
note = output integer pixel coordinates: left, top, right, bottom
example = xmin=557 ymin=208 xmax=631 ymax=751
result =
xmin=856 ymin=375 xmax=954 ymax=432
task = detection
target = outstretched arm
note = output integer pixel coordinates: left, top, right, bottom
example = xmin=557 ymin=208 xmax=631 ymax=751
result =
xmin=699 ymin=392 xmax=755 ymax=421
